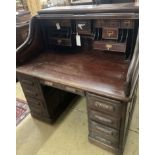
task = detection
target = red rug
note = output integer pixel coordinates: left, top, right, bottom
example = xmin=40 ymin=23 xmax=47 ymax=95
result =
xmin=16 ymin=99 xmax=30 ymax=126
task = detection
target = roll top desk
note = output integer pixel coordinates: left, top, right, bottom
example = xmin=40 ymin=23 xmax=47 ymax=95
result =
xmin=16 ymin=3 xmax=139 ymax=155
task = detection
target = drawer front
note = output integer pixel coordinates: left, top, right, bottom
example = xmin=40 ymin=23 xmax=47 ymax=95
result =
xmin=93 ymin=41 xmax=126 ymax=53
xmin=21 ymin=84 xmax=43 ymax=100
xmin=64 ymin=85 xmax=84 ymax=96
xmin=87 ymin=93 xmax=122 ymax=116
xmin=89 ymin=131 xmax=119 ymax=148
xmin=40 ymin=80 xmax=84 ymax=96
xmin=17 ymin=73 xmax=44 ymax=100
xmin=89 ymin=120 xmax=119 ymax=140
xmin=76 ymin=20 xmax=91 ymax=35
xmin=26 ymin=96 xmax=44 ymax=108
xmin=27 ymin=98 xmax=43 ymax=114
xmin=20 ymin=82 xmax=38 ymax=93
xmin=17 ymin=73 xmax=36 ymax=85
xmin=50 ymin=38 xmax=72 ymax=46
xmin=121 ymin=19 xmax=134 ymax=28
xmin=26 ymin=96 xmax=49 ymax=116
xmin=103 ymin=20 xmax=120 ymax=28
xmin=102 ymin=28 xmax=118 ymax=40
xmin=95 ymin=19 xmax=134 ymax=28
xmin=54 ymin=83 xmax=84 ymax=96
xmin=29 ymin=106 xmax=42 ymax=115
xmin=89 ymin=110 xmax=120 ymax=129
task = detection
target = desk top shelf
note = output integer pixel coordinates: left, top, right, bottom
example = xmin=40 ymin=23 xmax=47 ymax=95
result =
xmin=17 ymin=50 xmax=129 ymax=100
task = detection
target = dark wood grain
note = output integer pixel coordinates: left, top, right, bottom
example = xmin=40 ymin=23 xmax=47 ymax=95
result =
xmin=17 ymin=50 xmax=129 ymax=101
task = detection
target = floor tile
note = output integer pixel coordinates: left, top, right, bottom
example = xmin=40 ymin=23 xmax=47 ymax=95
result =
xmin=16 ymin=82 xmax=26 ymax=101
xmin=124 ymin=130 xmax=139 ymax=155
xmin=72 ymin=97 xmax=87 ymax=113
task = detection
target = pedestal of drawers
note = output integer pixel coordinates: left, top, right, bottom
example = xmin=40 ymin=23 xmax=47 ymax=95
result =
xmin=86 ymin=92 xmax=124 ymax=154
xmin=17 ymin=73 xmax=76 ymax=123
xmin=17 ymin=73 xmax=52 ymax=121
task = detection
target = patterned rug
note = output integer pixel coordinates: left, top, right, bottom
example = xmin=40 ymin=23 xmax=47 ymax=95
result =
xmin=16 ymin=98 xmax=30 ymax=126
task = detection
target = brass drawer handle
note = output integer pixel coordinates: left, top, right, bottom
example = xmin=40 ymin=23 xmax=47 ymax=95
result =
xmin=95 ymin=136 xmax=112 ymax=145
xmin=96 ymin=126 xmax=113 ymax=135
xmin=105 ymin=44 xmax=112 ymax=50
xmin=107 ymin=31 xmax=114 ymax=37
xmin=94 ymin=115 xmax=112 ymax=124
xmin=94 ymin=101 xmax=115 ymax=112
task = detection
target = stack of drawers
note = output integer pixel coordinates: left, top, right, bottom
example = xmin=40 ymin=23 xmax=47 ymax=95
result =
xmin=87 ymin=93 xmax=122 ymax=152
xmin=17 ymin=73 xmax=78 ymax=123
xmin=17 ymin=73 xmax=51 ymax=121
xmin=43 ymin=19 xmax=73 ymax=47
xmin=93 ymin=19 xmax=134 ymax=54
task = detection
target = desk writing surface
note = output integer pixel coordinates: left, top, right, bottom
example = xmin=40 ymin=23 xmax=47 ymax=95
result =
xmin=17 ymin=50 xmax=129 ymax=100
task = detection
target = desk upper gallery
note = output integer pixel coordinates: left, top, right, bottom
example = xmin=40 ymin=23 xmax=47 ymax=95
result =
xmin=16 ymin=2 xmax=139 ymax=155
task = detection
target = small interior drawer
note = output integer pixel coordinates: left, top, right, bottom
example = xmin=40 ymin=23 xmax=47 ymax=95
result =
xmin=89 ymin=110 xmax=121 ymax=130
xmin=102 ymin=28 xmax=118 ymax=40
xmin=95 ymin=19 xmax=134 ymax=29
xmin=103 ymin=20 xmax=120 ymax=28
xmin=89 ymin=120 xmax=119 ymax=140
xmin=93 ymin=41 xmax=126 ymax=53
xmin=49 ymin=38 xmax=72 ymax=46
xmin=76 ymin=20 xmax=92 ymax=35
xmin=121 ymin=19 xmax=134 ymax=28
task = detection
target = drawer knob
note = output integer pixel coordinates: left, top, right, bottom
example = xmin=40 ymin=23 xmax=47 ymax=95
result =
xmin=94 ymin=101 xmax=114 ymax=111
xmin=94 ymin=114 xmax=112 ymax=124
xmin=106 ymin=44 xmax=112 ymax=50
xmin=107 ymin=31 xmax=114 ymax=37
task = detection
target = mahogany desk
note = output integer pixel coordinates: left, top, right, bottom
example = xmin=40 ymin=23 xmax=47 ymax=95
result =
xmin=16 ymin=3 xmax=139 ymax=155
